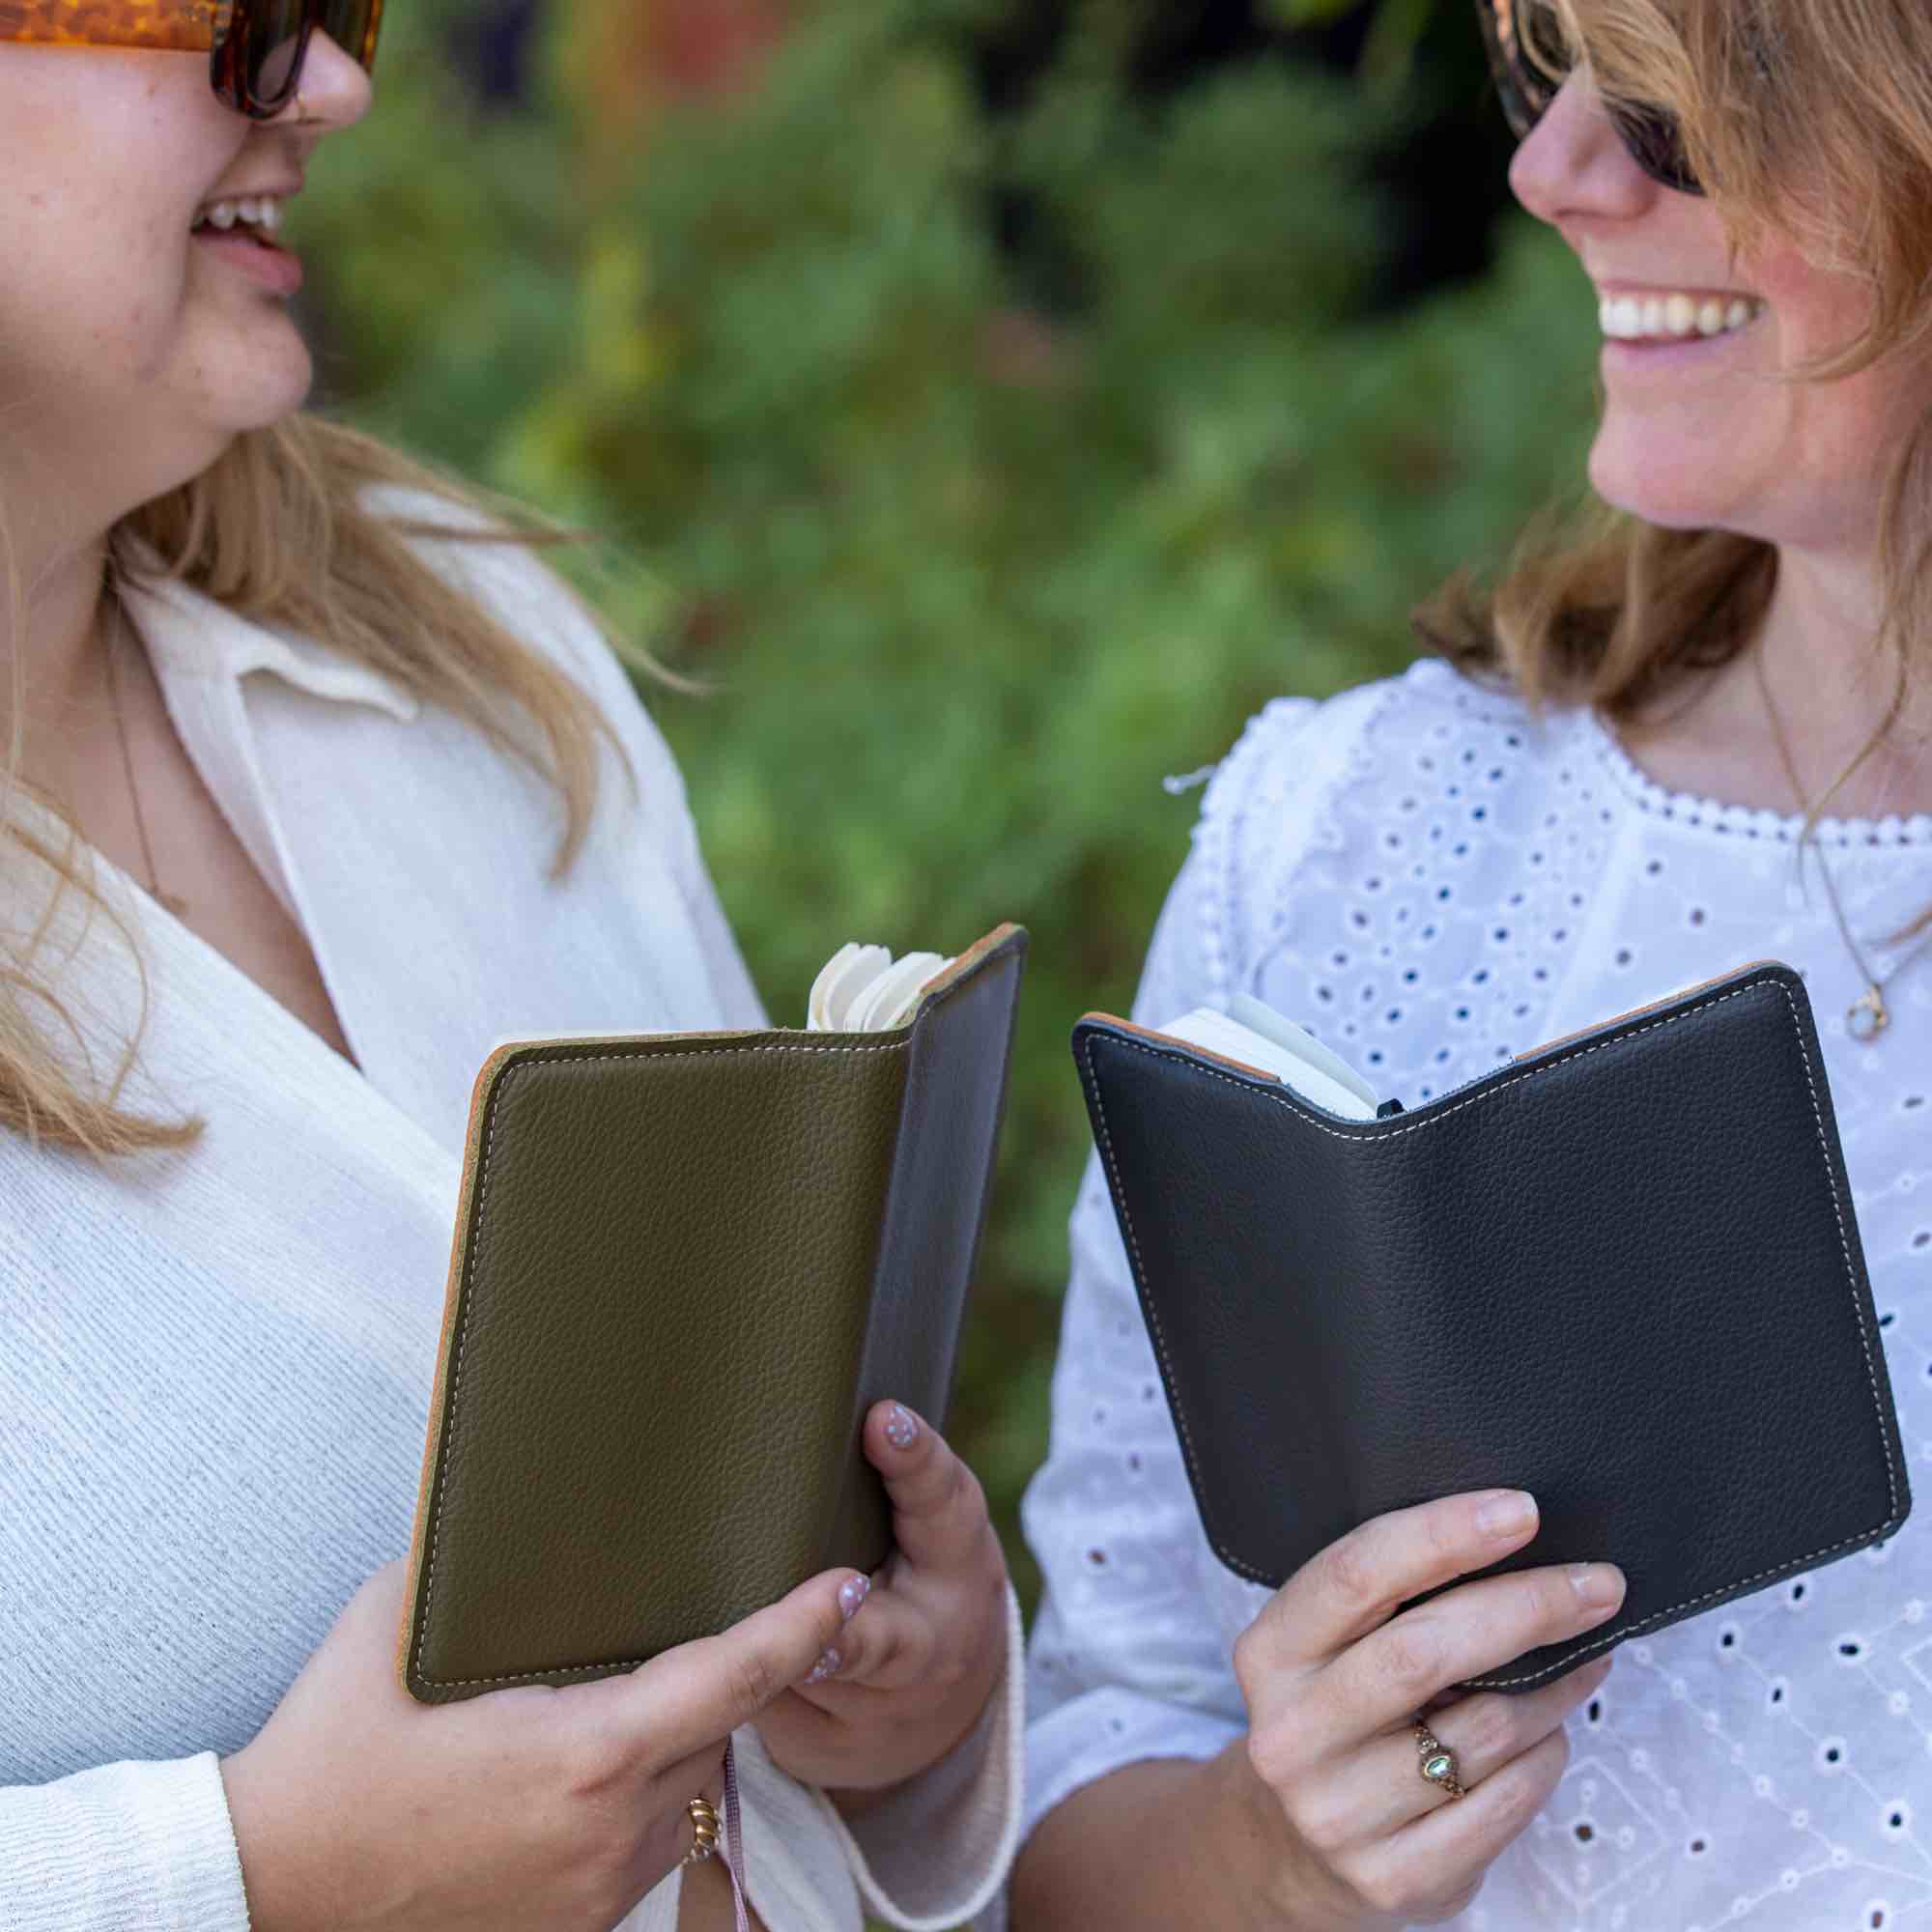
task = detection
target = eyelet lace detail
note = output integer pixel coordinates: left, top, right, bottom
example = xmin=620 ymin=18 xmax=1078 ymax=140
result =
xmin=1580 ymin=704 xmax=1932 ymax=849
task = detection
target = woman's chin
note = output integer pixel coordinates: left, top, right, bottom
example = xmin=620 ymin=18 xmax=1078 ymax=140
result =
xmin=1585 ymin=438 xmax=1742 ymax=531
xmin=188 ymin=335 xmax=316 ymax=435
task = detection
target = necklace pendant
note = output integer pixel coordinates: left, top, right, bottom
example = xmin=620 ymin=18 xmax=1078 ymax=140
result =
xmin=1848 ymin=986 xmax=1889 ymax=1041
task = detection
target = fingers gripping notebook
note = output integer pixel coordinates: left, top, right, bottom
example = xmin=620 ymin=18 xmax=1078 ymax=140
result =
xmin=1072 ymin=960 xmax=1909 ymax=1692
xmin=399 ymin=924 xmax=1026 ymax=1704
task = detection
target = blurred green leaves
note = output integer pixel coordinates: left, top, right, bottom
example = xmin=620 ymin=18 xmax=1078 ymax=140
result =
xmin=302 ymin=0 xmax=1603 ymax=1635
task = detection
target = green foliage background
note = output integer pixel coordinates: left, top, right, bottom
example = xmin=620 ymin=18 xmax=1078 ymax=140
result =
xmin=301 ymin=0 xmax=1604 ymax=1666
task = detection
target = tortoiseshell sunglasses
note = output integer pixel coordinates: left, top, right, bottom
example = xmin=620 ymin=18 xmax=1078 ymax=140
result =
xmin=0 ymin=0 xmax=383 ymax=120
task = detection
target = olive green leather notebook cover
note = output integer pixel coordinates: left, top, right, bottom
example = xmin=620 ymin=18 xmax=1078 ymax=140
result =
xmin=397 ymin=923 xmax=1027 ymax=1704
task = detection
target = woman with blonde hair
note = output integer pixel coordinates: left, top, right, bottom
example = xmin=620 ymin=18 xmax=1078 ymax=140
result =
xmin=1011 ymin=1 xmax=1932 ymax=1926
xmin=0 ymin=10 xmax=1022 ymax=1929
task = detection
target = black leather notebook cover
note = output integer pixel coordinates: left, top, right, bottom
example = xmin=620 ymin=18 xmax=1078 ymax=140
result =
xmin=1071 ymin=960 xmax=1910 ymax=1692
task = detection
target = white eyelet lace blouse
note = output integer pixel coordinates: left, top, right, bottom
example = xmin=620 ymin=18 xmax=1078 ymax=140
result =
xmin=1018 ymin=655 xmax=1932 ymax=1932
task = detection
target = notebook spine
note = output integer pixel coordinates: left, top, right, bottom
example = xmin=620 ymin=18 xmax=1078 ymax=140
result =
xmin=828 ymin=933 xmax=1028 ymax=1574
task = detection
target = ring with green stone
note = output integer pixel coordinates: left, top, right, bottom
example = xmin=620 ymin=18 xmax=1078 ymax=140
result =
xmin=1412 ymin=1718 xmax=1466 ymax=1799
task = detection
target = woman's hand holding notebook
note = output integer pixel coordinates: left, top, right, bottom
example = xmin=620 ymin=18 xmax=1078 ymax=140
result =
xmin=1073 ymin=959 xmax=1909 ymax=1690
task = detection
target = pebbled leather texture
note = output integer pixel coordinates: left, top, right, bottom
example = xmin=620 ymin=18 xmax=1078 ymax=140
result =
xmin=1072 ymin=962 xmax=1911 ymax=1693
xmin=399 ymin=925 xmax=1026 ymax=1703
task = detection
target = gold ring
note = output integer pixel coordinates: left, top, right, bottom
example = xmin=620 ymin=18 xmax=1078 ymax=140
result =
xmin=682 ymin=1794 xmax=722 ymax=1866
xmin=1413 ymin=1718 xmax=1465 ymax=1800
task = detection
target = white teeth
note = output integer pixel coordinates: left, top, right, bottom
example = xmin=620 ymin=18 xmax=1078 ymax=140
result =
xmin=192 ymin=194 xmax=287 ymax=234
xmin=1599 ymin=292 xmax=1764 ymax=341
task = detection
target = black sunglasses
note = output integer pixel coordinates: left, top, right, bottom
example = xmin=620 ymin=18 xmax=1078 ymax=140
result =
xmin=1473 ymin=0 xmax=1705 ymax=195
xmin=214 ymin=0 xmax=384 ymax=121
xmin=0 ymin=0 xmax=384 ymax=124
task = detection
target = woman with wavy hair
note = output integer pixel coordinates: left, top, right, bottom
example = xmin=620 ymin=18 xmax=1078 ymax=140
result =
xmin=1011 ymin=1 xmax=1932 ymax=1926
xmin=0 ymin=13 xmax=1022 ymax=1932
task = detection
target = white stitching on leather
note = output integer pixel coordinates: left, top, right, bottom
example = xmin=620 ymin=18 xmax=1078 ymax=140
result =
xmin=409 ymin=934 xmax=1023 ymax=1693
xmin=412 ymin=1036 xmax=909 ymax=1691
xmin=1078 ymin=972 xmax=1905 ymax=1695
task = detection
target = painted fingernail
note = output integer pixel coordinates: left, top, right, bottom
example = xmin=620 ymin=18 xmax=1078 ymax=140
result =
xmin=1476 ymin=1491 xmax=1537 ymax=1539
xmin=884 ymin=1404 xmax=920 ymax=1451
xmin=803 ymin=1646 xmax=842 ymax=1686
xmin=838 ymin=1574 xmax=870 ymax=1620
xmin=1570 ymin=1563 xmax=1625 ymax=1612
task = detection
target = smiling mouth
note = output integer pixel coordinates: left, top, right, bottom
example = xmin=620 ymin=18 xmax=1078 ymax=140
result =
xmin=189 ymin=223 xmax=304 ymax=295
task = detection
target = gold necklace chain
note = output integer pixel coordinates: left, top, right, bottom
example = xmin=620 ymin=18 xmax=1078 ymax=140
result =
xmin=103 ymin=597 xmax=189 ymax=920
xmin=1751 ymin=637 xmax=1932 ymax=1040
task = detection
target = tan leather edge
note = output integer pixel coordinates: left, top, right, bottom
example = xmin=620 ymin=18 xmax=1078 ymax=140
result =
xmin=1512 ymin=957 xmax=1787 ymax=1063
xmin=885 ymin=923 xmax=1028 ymax=1043
xmin=397 ymin=1040 xmax=525 ymax=1696
xmin=1076 ymin=1010 xmax=1285 ymax=1087
xmin=462 ymin=928 xmax=1031 ymax=1066
xmin=476 ymin=1025 xmax=767 ymax=1054
xmin=902 ymin=923 xmax=1028 ymax=1028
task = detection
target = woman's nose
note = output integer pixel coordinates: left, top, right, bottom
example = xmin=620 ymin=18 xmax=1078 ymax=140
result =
xmin=268 ymin=28 xmax=376 ymax=129
xmin=1507 ymin=66 xmax=1647 ymax=217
